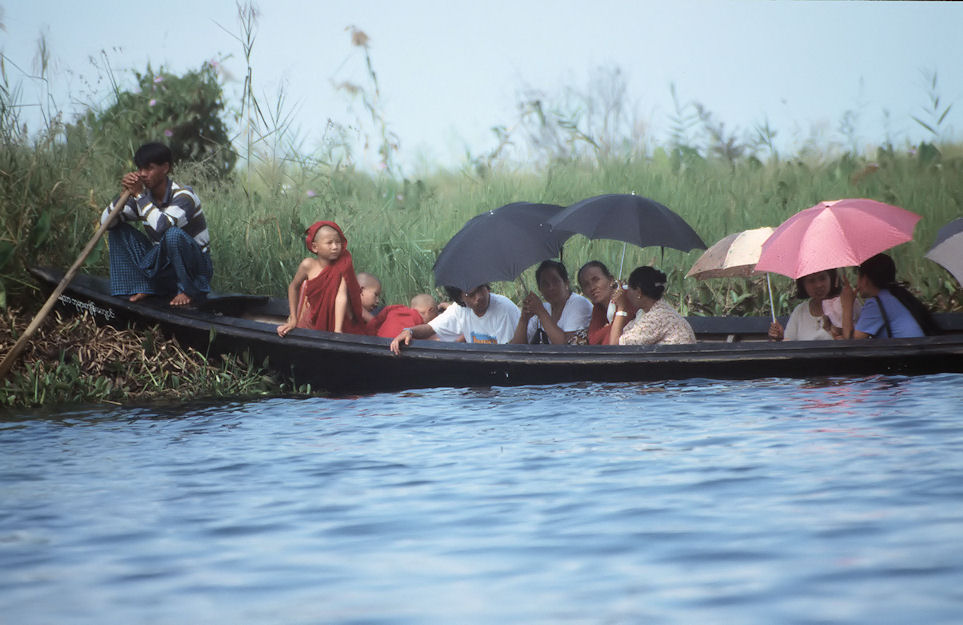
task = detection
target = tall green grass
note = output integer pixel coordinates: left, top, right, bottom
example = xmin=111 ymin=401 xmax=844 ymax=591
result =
xmin=2 ymin=28 xmax=961 ymax=319
xmin=197 ymin=145 xmax=962 ymax=318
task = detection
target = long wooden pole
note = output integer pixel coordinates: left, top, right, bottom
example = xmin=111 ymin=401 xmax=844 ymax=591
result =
xmin=0 ymin=191 xmax=131 ymax=379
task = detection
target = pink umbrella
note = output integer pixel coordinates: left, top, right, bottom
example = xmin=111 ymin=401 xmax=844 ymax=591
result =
xmin=755 ymin=198 xmax=921 ymax=279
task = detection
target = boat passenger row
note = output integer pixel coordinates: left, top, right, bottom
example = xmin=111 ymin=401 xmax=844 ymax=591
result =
xmin=97 ymin=142 xmax=942 ymax=361
xmin=282 ymin=219 xmax=935 ymax=356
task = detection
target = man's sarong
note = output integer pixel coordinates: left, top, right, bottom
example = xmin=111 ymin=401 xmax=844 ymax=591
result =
xmin=108 ymin=223 xmax=213 ymax=298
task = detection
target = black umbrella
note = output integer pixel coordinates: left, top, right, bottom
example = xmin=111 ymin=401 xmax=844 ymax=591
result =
xmin=547 ymin=193 xmax=706 ymax=277
xmin=433 ymin=202 xmax=573 ymax=292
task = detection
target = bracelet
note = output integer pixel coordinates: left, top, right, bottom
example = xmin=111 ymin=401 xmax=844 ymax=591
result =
xmin=614 ymin=311 xmax=629 ymax=318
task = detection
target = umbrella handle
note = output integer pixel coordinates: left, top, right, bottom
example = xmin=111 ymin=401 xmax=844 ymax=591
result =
xmin=617 ymin=242 xmax=626 ymax=279
xmin=767 ymin=273 xmax=776 ymax=323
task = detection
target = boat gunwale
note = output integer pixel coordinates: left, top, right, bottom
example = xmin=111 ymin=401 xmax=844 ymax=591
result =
xmin=27 ymin=266 xmax=963 ymax=386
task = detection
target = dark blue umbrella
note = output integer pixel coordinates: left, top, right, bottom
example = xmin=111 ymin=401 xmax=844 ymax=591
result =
xmin=548 ymin=193 xmax=706 ymax=277
xmin=548 ymin=193 xmax=706 ymax=252
xmin=433 ymin=202 xmax=573 ymax=292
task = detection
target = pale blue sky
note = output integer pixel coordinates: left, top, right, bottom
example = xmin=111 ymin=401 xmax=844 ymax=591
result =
xmin=3 ymin=1 xmax=961 ymax=172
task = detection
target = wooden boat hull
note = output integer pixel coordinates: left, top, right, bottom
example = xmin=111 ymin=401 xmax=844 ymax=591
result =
xmin=29 ymin=268 xmax=963 ymax=395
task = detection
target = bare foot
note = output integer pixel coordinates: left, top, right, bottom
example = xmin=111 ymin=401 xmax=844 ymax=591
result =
xmin=129 ymin=293 xmax=149 ymax=302
xmin=169 ymin=292 xmax=192 ymax=306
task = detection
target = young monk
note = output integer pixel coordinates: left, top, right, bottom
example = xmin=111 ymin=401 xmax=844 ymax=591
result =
xmin=356 ymin=272 xmax=383 ymax=323
xmin=410 ymin=294 xmax=440 ymax=323
xmin=368 ymin=293 xmax=440 ymax=339
xmin=277 ymin=221 xmax=367 ymax=337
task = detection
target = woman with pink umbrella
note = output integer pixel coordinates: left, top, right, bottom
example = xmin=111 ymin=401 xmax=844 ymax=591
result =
xmin=755 ymin=198 xmax=929 ymax=340
xmin=767 ymin=268 xmax=858 ymax=341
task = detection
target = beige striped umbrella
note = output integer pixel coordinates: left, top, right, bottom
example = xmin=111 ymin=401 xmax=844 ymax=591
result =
xmin=686 ymin=226 xmax=776 ymax=320
xmin=686 ymin=227 xmax=775 ymax=279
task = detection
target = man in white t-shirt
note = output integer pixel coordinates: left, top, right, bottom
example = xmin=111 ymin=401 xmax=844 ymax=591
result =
xmin=389 ymin=284 xmax=520 ymax=354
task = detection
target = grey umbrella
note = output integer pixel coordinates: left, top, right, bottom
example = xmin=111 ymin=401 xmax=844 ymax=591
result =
xmin=925 ymin=217 xmax=963 ymax=286
xmin=432 ymin=202 xmax=573 ymax=292
xmin=547 ymin=193 xmax=706 ymax=275
xmin=548 ymin=194 xmax=706 ymax=251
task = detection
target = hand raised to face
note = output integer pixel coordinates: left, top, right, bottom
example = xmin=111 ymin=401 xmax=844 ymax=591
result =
xmin=521 ymin=291 xmax=542 ymax=317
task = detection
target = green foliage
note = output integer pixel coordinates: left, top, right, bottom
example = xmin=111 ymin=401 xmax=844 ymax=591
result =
xmin=77 ymin=62 xmax=236 ymax=177
xmin=0 ymin=77 xmax=108 ymax=307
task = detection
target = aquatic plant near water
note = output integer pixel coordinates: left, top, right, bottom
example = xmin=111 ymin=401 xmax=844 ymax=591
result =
xmin=0 ymin=310 xmax=289 ymax=408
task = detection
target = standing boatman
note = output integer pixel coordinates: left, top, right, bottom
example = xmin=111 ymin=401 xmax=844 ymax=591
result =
xmin=100 ymin=142 xmax=212 ymax=306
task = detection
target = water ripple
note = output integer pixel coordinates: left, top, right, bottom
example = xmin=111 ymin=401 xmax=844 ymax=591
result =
xmin=1 ymin=374 xmax=961 ymax=624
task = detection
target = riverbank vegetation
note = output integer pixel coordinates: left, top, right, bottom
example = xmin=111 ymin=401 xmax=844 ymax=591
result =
xmin=1 ymin=10 xmax=960 ymax=406
xmin=0 ymin=309 xmax=292 ymax=408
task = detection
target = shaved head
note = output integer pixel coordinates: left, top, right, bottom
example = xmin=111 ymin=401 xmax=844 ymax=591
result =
xmin=357 ymin=272 xmax=381 ymax=290
xmin=357 ymin=272 xmax=382 ymax=311
xmin=410 ymin=293 xmax=439 ymax=323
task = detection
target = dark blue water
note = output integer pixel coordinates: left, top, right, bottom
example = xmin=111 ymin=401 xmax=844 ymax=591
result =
xmin=2 ymin=374 xmax=962 ymax=624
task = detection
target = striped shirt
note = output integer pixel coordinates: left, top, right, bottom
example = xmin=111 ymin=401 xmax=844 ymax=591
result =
xmin=102 ymin=179 xmax=209 ymax=252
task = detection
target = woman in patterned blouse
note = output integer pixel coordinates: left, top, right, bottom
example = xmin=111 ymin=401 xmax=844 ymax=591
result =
xmin=609 ymin=266 xmax=696 ymax=346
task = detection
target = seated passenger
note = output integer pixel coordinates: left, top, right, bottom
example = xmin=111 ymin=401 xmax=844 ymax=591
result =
xmin=768 ymin=268 xmax=859 ymax=341
xmin=511 ymin=260 xmax=592 ymax=344
xmin=356 ymin=272 xmax=383 ymax=322
xmin=841 ymin=253 xmax=938 ymax=339
xmin=369 ymin=294 xmax=440 ymax=339
xmin=570 ymin=260 xmax=638 ymax=345
xmin=609 ymin=266 xmax=695 ymax=345
xmin=389 ymin=284 xmax=520 ymax=354
xmin=277 ymin=221 xmax=367 ymax=337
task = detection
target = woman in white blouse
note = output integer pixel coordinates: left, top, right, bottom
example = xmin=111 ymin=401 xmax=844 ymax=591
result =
xmin=768 ymin=268 xmax=857 ymax=341
xmin=512 ymin=260 xmax=593 ymax=344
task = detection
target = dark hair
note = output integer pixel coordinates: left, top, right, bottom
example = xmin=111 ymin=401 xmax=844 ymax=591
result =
xmin=858 ymin=254 xmax=896 ymax=290
xmin=535 ymin=260 xmax=569 ymax=287
xmin=134 ymin=142 xmax=173 ymax=169
xmin=443 ymin=284 xmax=489 ymax=307
xmin=858 ymin=253 xmax=939 ymax=336
xmin=794 ymin=268 xmax=843 ymax=299
xmin=576 ymin=260 xmax=613 ymax=284
xmin=627 ymin=266 xmax=667 ymax=300
xmin=443 ymin=286 xmax=465 ymax=307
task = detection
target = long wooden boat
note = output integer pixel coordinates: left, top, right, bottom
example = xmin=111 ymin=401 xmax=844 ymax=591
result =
xmin=29 ymin=267 xmax=963 ymax=395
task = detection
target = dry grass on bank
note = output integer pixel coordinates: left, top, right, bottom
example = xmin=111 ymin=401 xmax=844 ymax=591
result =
xmin=0 ymin=310 xmax=283 ymax=408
